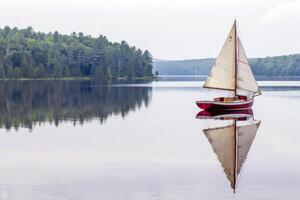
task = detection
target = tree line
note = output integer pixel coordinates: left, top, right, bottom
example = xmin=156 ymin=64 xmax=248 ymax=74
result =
xmin=250 ymin=54 xmax=300 ymax=76
xmin=0 ymin=26 xmax=153 ymax=79
xmin=154 ymin=54 xmax=300 ymax=76
xmin=153 ymin=58 xmax=213 ymax=75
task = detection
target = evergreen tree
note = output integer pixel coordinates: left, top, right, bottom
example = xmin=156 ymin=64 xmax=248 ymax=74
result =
xmin=6 ymin=66 xmax=15 ymax=78
xmin=14 ymin=68 xmax=22 ymax=79
xmin=0 ymin=26 xmax=153 ymax=80
xmin=92 ymin=66 xmax=105 ymax=80
xmin=0 ymin=66 xmax=5 ymax=79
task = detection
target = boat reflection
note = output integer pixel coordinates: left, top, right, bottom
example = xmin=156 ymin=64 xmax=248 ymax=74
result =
xmin=196 ymin=109 xmax=254 ymax=121
xmin=197 ymin=109 xmax=261 ymax=192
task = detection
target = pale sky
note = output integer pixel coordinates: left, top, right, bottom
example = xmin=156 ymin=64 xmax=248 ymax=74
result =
xmin=0 ymin=0 xmax=299 ymax=60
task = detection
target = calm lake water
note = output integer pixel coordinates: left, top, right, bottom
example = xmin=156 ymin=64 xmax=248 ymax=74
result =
xmin=0 ymin=78 xmax=299 ymax=200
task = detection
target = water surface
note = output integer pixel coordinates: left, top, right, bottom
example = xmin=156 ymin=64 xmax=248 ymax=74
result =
xmin=0 ymin=78 xmax=299 ymax=200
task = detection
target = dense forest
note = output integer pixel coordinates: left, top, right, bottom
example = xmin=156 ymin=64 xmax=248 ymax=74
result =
xmin=0 ymin=80 xmax=151 ymax=130
xmin=154 ymin=54 xmax=300 ymax=76
xmin=251 ymin=54 xmax=300 ymax=76
xmin=0 ymin=26 xmax=153 ymax=79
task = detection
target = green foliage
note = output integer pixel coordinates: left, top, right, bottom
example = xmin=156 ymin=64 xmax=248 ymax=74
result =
xmin=0 ymin=66 xmax=5 ymax=78
xmin=250 ymin=54 xmax=300 ymax=76
xmin=107 ymin=67 xmax=112 ymax=80
xmin=6 ymin=66 xmax=15 ymax=78
xmin=154 ymin=55 xmax=300 ymax=76
xmin=92 ymin=66 xmax=105 ymax=80
xmin=0 ymin=26 xmax=153 ymax=79
xmin=14 ymin=68 xmax=22 ymax=79
xmin=36 ymin=66 xmax=46 ymax=78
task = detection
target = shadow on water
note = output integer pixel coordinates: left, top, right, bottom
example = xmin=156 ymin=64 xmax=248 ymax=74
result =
xmin=196 ymin=109 xmax=261 ymax=193
xmin=0 ymin=80 xmax=152 ymax=131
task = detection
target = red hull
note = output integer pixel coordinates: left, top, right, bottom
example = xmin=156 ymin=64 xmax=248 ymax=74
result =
xmin=196 ymin=98 xmax=254 ymax=110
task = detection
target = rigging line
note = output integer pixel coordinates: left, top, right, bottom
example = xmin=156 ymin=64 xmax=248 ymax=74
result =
xmin=236 ymin=22 xmax=243 ymax=44
xmin=234 ymin=20 xmax=238 ymax=97
xmin=238 ymin=60 xmax=249 ymax=65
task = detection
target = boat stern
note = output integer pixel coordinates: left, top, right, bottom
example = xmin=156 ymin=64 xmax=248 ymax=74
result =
xmin=196 ymin=101 xmax=213 ymax=110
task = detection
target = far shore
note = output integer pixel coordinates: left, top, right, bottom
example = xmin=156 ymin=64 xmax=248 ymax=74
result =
xmin=0 ymin=75 xmax=298 ymax=81
xmin=0 ymin=76 xmax=156 ymax=81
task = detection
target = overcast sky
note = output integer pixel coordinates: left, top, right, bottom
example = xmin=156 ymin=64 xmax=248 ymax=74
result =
xmin=0 ymin=0 xmax=299 ymax=60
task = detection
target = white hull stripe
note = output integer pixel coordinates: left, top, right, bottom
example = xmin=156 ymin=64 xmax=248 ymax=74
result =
xmin=197 ymin=113 xmax=253 ymax=119
xmin=196 ymin=98 xmax=254 ymax=106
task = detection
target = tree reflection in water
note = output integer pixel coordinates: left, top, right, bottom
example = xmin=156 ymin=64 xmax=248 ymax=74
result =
xmin=0 ymin=80 xmax=151 ymax=130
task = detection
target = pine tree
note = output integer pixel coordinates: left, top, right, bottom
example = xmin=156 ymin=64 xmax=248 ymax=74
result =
xmin=0 ymin=66 xmax=5 ymax=79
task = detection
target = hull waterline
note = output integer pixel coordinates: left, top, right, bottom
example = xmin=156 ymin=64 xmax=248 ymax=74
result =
xmin=196 ymin=98 xmax=254 ymax=110
xmin=196 ymin=109 xmax=254 ymax=121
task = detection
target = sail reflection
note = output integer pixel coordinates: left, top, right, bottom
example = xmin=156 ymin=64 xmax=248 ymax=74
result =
xmin=0 ymin=80 xmax=152 ymax=130
xmin=197 ymin=109 xmax=261 ymax=192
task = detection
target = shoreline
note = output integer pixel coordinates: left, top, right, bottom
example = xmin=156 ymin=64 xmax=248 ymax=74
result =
xmin=0 ymin=76 xmax=156 ymax=81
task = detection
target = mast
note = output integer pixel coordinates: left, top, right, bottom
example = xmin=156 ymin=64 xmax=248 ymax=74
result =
xmin=233 ymin=119 xmax=237 ymax=193
xmin=234 ymin=20 xmax=238 ymax=97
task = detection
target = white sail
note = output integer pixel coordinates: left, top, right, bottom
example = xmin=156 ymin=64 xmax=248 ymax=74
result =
xmin=203 ymin=23 xmax=236 ymax=91
xmin=237 ymin=38 xmax=261 ymax=95
xmin=236 ymin=121 xmax=260 ymax=175
xmin=204 ymin=125 xmax=236 ymax=189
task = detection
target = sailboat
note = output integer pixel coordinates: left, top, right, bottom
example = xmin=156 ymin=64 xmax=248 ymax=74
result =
xmin=203 ymin=119 xmax=261 ymax=192
xmin=196 ymin=20 xmax=261 ymax=110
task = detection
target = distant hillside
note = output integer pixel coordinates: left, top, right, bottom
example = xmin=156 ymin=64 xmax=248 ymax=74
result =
xmin=153 ymin=54 xmax=300 ymax=76
xmin=153 ymin=58 xmax=214 ymax=75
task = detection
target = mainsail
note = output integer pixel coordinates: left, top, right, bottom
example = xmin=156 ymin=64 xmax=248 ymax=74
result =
xmin=204 ymin=120 xmax=260 ymax=191
xmin=203 ymin=21 xmax=260 ymax=95
xmin=203 ymin=23 xmax=236 ymax=91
